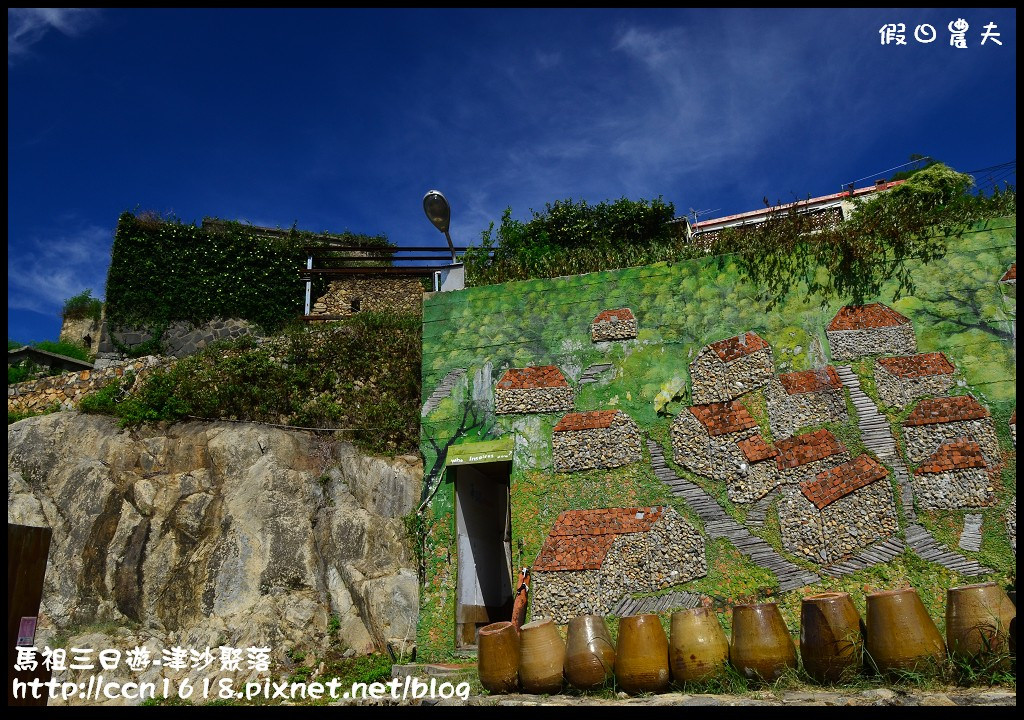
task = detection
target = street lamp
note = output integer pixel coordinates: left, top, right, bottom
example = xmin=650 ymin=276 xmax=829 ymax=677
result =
xmin=423 ymin=189 xmax=456 ymax=262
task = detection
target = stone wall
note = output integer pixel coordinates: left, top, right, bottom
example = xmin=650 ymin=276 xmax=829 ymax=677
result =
xmin=874 ymin=365 xmax=954 ymax=409
xmin=591 ymin=308 xmax=637 ymax=342
xmin=826 ymin=324 xmax=917 ymax=361
xmin=60 ymin=313 xmax=103 ymax=355
xmin=551 ymin=413 xmax=642 ymax=472
xmin=690 ymin=347 xmax=773 ymax=405
xmin=765 ymin=378 xmax=847 ymax=437
xmin=531 ymin=508 xmax=705 ymax=623
xmin=97 ymin=318 xmax=260 ymax=360
xmin=728 ymin=456 xmax=780 ymax=504
xmin=309 ymin=276 xmax=424 ymax=318
xmin=669 ymin=411 xmax=754 ymax=481
xmin=777 ymin=452 xmax=852 ymax=486
xmin=911 ymin=468 xmax=994 ymax=510
xmin=779 ymin=481 xmax=898 ymax=564
xmin=8 ymin=356 xmax=168 ymax=414
xmin=494 ymin=387 xmax=574 ymax=415
xmin=903 ymin=420 xmax=1000 ymax=465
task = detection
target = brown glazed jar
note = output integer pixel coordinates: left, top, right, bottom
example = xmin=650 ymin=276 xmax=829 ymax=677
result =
xmin=946 ymin=582 xmax=1016 ymax=669
xmin=518 ymin=617 xmax=565 ymax=694
xmin=564 ymin=615 xmax=615 ymax=690
xmin=800 ymin=592 xmax=864 ymax=683
xmin=477 ymin=621 xmax=519 ymax=694
xmin=729 ymin=602 xmax=798 ymax=682
xmin=865 ymin=588 xmax=945 ymax=676
xmin=669 ymin=607 xmax=730 ymax=684
xmin=614 ymin=614 xmax=670 ymax=694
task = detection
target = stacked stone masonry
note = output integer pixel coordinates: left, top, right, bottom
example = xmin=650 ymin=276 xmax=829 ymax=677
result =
xmin=874 ymin=352 xmax=956 ymax=409
xmin=1007 ymin=497 xmax=1016 ymax=552
xmin=309 ymin=276 xmax=424 ymax=317
xmin=765 ymin=366 xmax=847 ymax=437
xmin=779 ymin=455 xmax=899 ymax=565
xmin=551 ymin=410 xmax=642 ymax=472
xmin=670 ymin=400 xmax=758 ymax=483
xmin=912 ymin=437 xmax=995 ymax=510
xmin=731 ymin=434 xmax=782 ymax=503
xmin=494 ymin=366 xmax=574 ymax=415
xmin=8 ymin=356 xmax=169 ymax=414
xmin=531 ymin=506 xmax=706 ymax=623
xmin=689 ymin=332 xmax=774 ymax=404
xmin=98 ymin=317 xmax=259 ymax=359
xmin=902 ymin=395 xmax=1000 ymax=466
xmin=591 ymin=308 xmax=638 ymax=342
xmin=826 ymin=303 xmax=917 ymax=361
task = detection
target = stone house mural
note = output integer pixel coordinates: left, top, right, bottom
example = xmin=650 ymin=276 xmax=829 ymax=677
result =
xmin=591 ymin=308 xmax=637 ymax=342
xmin=902 ymin=394 xmax=1000 ymax=465
xmin=779 ymin=455 xmax=898 ymax=564
xmin=730 ymin=434 xmax=781 ymax=503
xmin=774 ymin=428 xmax=851 ymax=485
xmin=494 ymin=365 xmax=574 ymax=414
xmin=911 ymin=437 xmax=995 ymax=509
xmin=825 ymin=303 xmax=917 ymax=360
xmin=689 ymin=331 xmax=774 ymax=404
xmin=530 ymin=506 xmax=706 ymax=623
xmin=1011 ymin=408 xmax=1016 ymax=445
xmin=874 ymin=352 xmax=956 ymax=409
xmin=765 ymin=366 xmax=847 ymax=437
xmin=1000 ymin=262 xmax=1016 ymax=284
xmin=670 ymin=400 xmax=758 ymax=482
xmin=551 ymin=410 xmax=642 ymax=472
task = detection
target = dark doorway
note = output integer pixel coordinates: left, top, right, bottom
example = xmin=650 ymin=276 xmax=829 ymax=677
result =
xmin=454 ymin=461 xmax=513 ymax=649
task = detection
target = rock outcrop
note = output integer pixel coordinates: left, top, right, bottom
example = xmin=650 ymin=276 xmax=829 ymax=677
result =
xmin=8 ymin=412 xmax=421 ymax=704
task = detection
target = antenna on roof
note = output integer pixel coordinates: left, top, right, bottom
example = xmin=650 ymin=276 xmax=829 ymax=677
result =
xmin=688 ymin=207 xmax=720 ymax=224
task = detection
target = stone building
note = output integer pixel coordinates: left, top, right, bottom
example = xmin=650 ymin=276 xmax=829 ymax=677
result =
xmin=1000 ymin=262 xmax=1016 ymax=285
xmin=729 ymin=434 xmax=781 ymax=503
xmin=530 ymin=506 xmax=706 ymax=623
xmin=308 ymin=275 xmax=424 ymax=318
xmin=912 ymin=437 xmax=995 ymax=510
xmin=826 ymin=303 xmax=917 ymax=361
xmin=689 ymin=331 xmax=774 ymax=404
xmin=591 ymin=308 xmax=637 ymax=342
xmin=902 ymin=394 xmax=999 ymax=465
xmin=494 ymin=365 xmax=574 ymax=415
xmin=874 ymin=352 xmax=956 ymax=409
xmin=551 ymin=410 xmax=642 ymax=472
xmin=765 ymin=366 xmax=847 ymax=437
xmin=774 ymin=428 xmax=851 ymax=485
xmin=670 ymin=400 xmax=759 ymax=481
xmin=779 ymin=455 xmax=898 ymax=565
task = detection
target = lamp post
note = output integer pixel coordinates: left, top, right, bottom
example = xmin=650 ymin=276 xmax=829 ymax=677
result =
xmin=423 ymin=189 xmax=456 ymax=263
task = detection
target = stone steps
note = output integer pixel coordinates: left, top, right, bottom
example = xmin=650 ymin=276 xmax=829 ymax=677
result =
xmin=822 ymin=537 xmax=907 ymax=577
xmin=746 ymin=492 xmax=776 ymax=529
xmin=578 ymin=363 xmax=615 ymax=385
xmin=421 ymin=368 xmax=467 ymax=416
xmin=612 ymin=589 xmax=705 ymax=616
xmin=959 ymin=514 xmax=983 ymax=552
xmin=905 ymin=523 xmax=993 ymax=575
xmin=647 ymin=440 xmax=820 ymax=593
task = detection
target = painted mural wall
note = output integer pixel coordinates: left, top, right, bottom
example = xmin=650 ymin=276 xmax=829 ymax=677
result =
xmin=416 ymin=217 xmax=1016 ymax=661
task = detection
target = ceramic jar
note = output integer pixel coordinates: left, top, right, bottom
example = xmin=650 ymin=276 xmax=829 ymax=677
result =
xmin=614 ymin=614 xmax=670 ymax=694
xmin=800 ymin=592 xmax=864 ymax=683
xmin=864 ymin=588 xmax=945 ymax=675
xmin=564 ymin=615 xmax=615 ymax=690
xmin=669 ymin=607 xmax=730 ymax=683
xmin=729 ymin=602 xmax=797 ymax=682
xmin=946 ymin=582 xmax=1016 ymax=669
xmin=478 ymin=621 xmax=519 ymax=694
xmin=518 ymin=617 xmax=565 ymax=694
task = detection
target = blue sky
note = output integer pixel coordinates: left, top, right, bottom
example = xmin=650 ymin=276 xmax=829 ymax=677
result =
xmin=7 ymin=8 xmax=1016 ymax=344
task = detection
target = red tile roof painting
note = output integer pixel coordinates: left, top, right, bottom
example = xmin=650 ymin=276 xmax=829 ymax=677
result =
xmin=801 ymin=455 xmax=890 ymax=510
xmin=779 ymin=366 xmax=843 ymax=394
xmin=775 ymin=429 xmax=847 ymax=470
xmin=553 ymin=410 xmax=620 ymax=433
xmin=496 ymin=365 xmax=568 ymax=390
xmin=736 ymin=434 xmax=778 ymax=463
xmin=903 ymin=395 xmax=990 ymax=426
xmin=827 ymin=303 xmax=910 ymax=331
xmin=533 ymin=507 xmax=664 ymax=572
xmin=708 ymin=331 xmax=769 ymax=363
xmin=593 ymin=308 xmax=635 ymax=324
xmin=1001 ymin=263 xmax=1016 ymax=283
xmin=877 ymin=352 xmax=955 ymax=378
xmin=915 ymin=438 xmax=988 ymax=474
xmin=690 ymin=401 xmax=758 ymax=437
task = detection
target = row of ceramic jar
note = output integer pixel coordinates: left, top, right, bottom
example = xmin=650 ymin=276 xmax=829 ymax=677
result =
xmin=478 ymin=583 xmax=1016 ymax=694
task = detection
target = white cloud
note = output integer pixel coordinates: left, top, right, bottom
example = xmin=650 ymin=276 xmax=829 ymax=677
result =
xmin=7 ymin=225 xmax=112 ymax=315
xmin=8 ymin=8 xmax=100 ymax=65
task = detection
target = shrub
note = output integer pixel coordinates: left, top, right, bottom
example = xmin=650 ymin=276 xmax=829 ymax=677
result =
xmin=61 ymin=289 xmax=104 ymax=323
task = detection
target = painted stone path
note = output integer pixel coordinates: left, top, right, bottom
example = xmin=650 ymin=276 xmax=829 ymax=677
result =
xmin=647 ymin=440 xmax=821 ymax=592
xmin=421 ymin=368 xmax=466 ymax=416
xmin=835 ymin=366 xmax=992 ymax=576
xmin=960 ymin=513 xmax=983 ymax=552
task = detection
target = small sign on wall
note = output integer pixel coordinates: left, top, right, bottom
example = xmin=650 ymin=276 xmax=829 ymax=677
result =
xmin=17 ymin=616 xmax=37 ymax=647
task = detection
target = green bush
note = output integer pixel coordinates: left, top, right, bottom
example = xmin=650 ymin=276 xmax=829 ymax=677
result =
xmin=61 ymin=289 xmax=104 ymax=323
xmin=464 ymin=197 xmax=685 ymax=286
